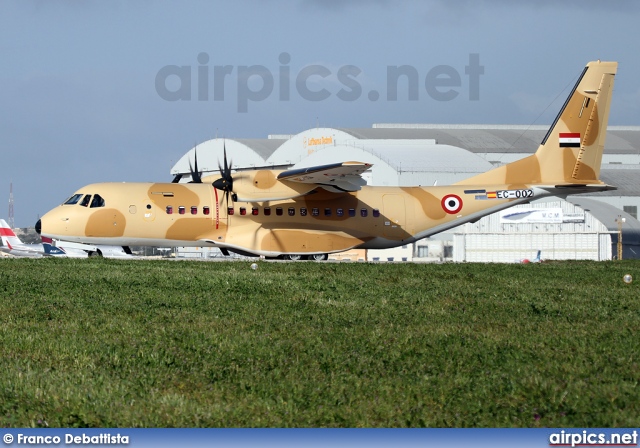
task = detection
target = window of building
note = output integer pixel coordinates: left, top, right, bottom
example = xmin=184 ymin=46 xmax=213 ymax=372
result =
xmin=311 ymin=208 xmax=319 ymax=216
xmin=90 ymin=194 xmax=105 ymax=208
xmin=191 ymin=206 xmax=198 ymax=215
xmin=416 ymin=246 xmax=428 ymax=258
xmin=240 ymin=207 xmax=246 ymax=216
xmin=80 ymin=195 xmax=92 ymax=207
xmin=276 ymin=207 xmax=283 ymax=216
xmin=166 ymin=205 xmax=173 ymax=214
xmin=373 ymin=209 xmax=380 ymax=217
xmin=179 ymin=206 xmax=186 ymax=215
xmin=360 ymin=208 xmax=368 ymax=217
xmin=300 ymin=207 xmax=307 ymax=216
xmin=444 ymin=245 xmax=453 ymax=258
xmin=348 ymin=208 xmax=356 ymax=217
xmin=252 ymin=207 xmax=259 ymax=216
xmin=264 ymin=207 xmax=271 ymax=216
xmin=623 ymin=205 xmax=637 ymax=220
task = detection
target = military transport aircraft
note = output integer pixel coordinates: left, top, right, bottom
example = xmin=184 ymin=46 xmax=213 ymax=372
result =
xmin=37 ymin=61 xmax=617 ymax=260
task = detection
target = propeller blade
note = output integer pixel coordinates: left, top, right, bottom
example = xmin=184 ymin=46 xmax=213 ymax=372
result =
xmin=189 ymin=147 xmax=203 ymax=183
xmin=223 ymin=141 xmax=228 ymax=174
xmin=213 ymin=140 xmax=234 ymax=197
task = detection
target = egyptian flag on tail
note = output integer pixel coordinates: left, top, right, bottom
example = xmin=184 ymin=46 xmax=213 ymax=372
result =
xmin=559 ymin=132 xmax=581 ymax=148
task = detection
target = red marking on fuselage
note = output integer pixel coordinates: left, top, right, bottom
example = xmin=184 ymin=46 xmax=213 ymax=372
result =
xmin=214 ymin=188 xmax=219 ymax=229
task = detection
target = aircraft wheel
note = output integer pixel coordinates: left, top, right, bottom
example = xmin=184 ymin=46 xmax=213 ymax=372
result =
xmin=88 ymin=250 xmax=103 ymax=258
xmin=284 ymin=254 xmax=303 ymax=261
xmin=308 ymin=253 xmax=328 ymax=261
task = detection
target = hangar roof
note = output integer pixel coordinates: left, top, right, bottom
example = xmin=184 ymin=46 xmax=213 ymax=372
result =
xmin=566 ymin=197 xmax=640 ymax=246
xmin=589 ymin=169 xmax=640 ymax=197
xmin=344 ymin=125 xmax=640 ymax=154
xmin=171 ymin=125 xmax=640 ymax=178
xmin=234 ymin=138 xmax=286 ymax=160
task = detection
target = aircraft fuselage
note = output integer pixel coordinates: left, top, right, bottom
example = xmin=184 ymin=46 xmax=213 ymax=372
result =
xmin=39 ymin=179 xmax=543 ymax=257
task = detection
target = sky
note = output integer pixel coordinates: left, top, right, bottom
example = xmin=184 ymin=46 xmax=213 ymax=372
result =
xmin=1 ymin=0 xmax=639 ymax=227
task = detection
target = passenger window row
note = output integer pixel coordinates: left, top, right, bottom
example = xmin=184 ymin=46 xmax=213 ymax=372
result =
xmin=165 ymin=206 xmax=211 ymax=215
xmin=227 ymin=206 xmax=381 ymax=217
xmin=164 ymin=205 xmax=381 ymax=218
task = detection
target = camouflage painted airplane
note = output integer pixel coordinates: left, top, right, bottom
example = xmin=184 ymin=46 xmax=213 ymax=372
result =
xmin=37 ymin=60 xmax=617 ymax=260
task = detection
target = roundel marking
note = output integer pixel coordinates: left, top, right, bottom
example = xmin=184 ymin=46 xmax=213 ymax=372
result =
xmin=441 ymin=194 xmax=463 ymax=214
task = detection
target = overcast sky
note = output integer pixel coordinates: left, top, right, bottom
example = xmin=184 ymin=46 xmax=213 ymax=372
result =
xmin=2 ymin=0 xmax=639 ymax=227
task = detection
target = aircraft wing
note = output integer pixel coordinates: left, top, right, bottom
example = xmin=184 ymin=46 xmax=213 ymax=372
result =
xmin=277 ymin=162 xmax=372 ymax=192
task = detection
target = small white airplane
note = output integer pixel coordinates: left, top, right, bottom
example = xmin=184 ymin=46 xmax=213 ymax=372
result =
xmin=0 ymin=219 xmax=133 ymax=258
xmin=520 ymin=250 xmax=542 ymax=264
xmin=0 ymin=219 xmax=87 ymax=258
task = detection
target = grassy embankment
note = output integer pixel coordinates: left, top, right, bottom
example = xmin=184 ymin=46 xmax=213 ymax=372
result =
xmin=0 ymin=258 xmax=638 ymax=427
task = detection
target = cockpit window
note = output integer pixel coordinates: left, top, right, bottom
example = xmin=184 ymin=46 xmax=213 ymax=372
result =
xmin=90 ymin=194 xmax=105 ymax=208
xmin=64 ymin=194 xmax=83 ymax=205
xmin=80 ymin=195 xmax=92 ymax=207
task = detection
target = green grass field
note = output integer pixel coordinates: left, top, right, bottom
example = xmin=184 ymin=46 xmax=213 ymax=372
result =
xmin=0 ymin=258 xmax=638 ymax=427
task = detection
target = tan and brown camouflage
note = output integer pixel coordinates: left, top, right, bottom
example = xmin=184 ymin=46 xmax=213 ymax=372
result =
xmin=38 ymin=61 xmax=618 ymax=258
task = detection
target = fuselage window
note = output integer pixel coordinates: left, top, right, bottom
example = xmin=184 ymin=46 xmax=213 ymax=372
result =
xmin=336 ymin=208 xmax=344 ymax=217
xmin=288 ymin=207 xmax=295 ymax=216
xmin=311 ymin=208 xmax=319 ymax=216
xmin=264 ymin=207 xmax=271 ymax=216
xmin=252 ymin=207 xmax=259 ymax=216
xmin=80 ymin=195 xmax=92 ymax=207
xmin=191 ymin=206 xmax=198 ymax=215
xmin=276 ymin=207 xmax=283 ymax=216
xmin=179 ymin=206 xmax=186 ymax=215
xmin=64 ymin=194 xmax=83 ymax=205
xmin=300 ymin=207 xmax=307 ymax=217
xmin=228 ymin=207 xmax=234 ymax=215
xmin=203 ymin=206 xmax=210 ymax=215
xmin=348 ymin=208 xmax=356 ymax=217
xmin=240 ymin=207 xmax=247 ymax=216
xmin=373 ymin=209 xmax=380 ymax=217
xmin=324 ymin=208 xmax=332 ymax=216
xmin=166 ymin=205 xmax=173 ymax=214
xmin=90 ymin=194 xmax=105 ymax=208
xmin=360 ymin=208 xmax=368 ymax=217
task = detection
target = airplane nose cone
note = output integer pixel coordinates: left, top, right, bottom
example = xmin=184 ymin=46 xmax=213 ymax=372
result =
xmin=35 ymin=219 xmax=41 ymax=235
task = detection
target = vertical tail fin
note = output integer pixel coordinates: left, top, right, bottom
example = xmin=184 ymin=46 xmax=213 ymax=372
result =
xmin=41 ymin=236 xmax=67 ymax=256
xmin=0 ymin=219 xmax=24 ymax=250
xmin=536 ymin=60 xmax=617 ymax=184
xmin=457 ymin=61 xmax=617 ymax=187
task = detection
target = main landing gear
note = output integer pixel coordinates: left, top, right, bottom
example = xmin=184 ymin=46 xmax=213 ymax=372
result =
xmin=282 ymin=254 xmax=328 ymax=261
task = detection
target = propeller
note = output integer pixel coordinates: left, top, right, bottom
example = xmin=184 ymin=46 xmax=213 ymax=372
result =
xmin=213 ymin=142 xmax=236 ymax=203
xmin=188 ymin=146 xmax=203 ymax=183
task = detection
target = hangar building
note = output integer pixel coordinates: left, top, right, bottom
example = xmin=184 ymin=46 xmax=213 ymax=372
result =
xmin=171 ymin=125 xmax=640 ymax=261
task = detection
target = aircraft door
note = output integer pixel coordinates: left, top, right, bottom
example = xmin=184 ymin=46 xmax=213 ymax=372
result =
xmin=382 ymin=195 xmax=406 ymax=239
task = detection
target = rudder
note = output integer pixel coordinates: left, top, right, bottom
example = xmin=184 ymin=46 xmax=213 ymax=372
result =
xmin=456 ymin=61 xmax=618 ymax=187
xmin=536 ymin=60 xmax=617 ymax=184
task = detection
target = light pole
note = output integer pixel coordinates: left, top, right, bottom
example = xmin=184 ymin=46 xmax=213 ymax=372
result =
xmin=615 ymin=215 xmax=626 ymax=260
